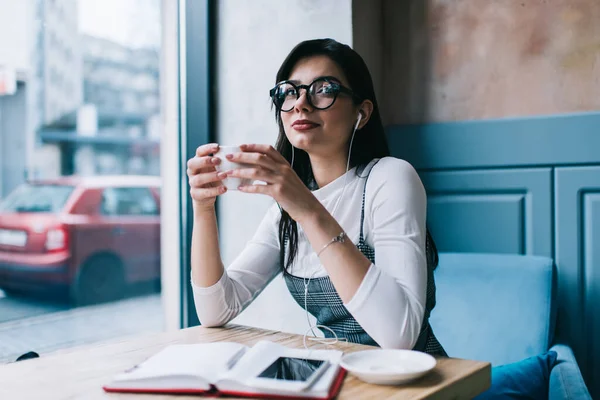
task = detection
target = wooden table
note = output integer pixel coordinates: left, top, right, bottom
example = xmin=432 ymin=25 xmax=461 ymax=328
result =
xmin=0 ymin=324 xmax=490 ymax=400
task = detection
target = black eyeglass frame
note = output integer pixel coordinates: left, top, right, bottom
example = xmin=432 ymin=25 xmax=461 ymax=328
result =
xmin=269 ymin=76 xmax=362 ymax=112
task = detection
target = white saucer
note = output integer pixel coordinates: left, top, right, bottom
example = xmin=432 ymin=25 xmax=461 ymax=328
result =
xmin=340 ymin=349 xmax=437 ymax=385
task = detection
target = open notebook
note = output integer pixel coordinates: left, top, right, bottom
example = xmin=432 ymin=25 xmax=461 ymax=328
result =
xmin=103 ymin=340 xmax=346 ymax=400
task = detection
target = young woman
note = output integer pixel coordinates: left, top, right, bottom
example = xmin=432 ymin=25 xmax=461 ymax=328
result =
xmin=186 ymin=38 xmax=446 ymax=356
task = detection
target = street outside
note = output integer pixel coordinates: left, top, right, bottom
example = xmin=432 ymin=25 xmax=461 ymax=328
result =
xmin=0 ymin=290 xmax=164 ymax=364
xmin=0 ymin=0 xmax=165 ymax=374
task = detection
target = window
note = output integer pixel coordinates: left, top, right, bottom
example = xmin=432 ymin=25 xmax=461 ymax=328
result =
xmin=0 ymin=184 xmax=74 ymax=213
xmin=0 ymin=0 xmax=167 ymax=364
xmin=101 ymin=187 xmax=159 ymax=216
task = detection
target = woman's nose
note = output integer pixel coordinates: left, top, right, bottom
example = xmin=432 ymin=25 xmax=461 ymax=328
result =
xmin=294 ymin=90 xmax=313 ymax=113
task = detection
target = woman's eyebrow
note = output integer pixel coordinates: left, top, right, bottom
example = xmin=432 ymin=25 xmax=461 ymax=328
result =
xmin=287 ymin=76 xmax=342 ymax=85
xmin=319 ymin=75 xmax=342 ymax=83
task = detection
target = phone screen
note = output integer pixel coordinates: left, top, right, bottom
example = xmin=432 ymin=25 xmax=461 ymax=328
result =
xmin=257 ymin=357 xmax=326 ymax=382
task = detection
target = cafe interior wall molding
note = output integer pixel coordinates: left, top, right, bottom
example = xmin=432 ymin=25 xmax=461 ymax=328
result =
xmin=389 ymin=111 xmax=600 ymax=397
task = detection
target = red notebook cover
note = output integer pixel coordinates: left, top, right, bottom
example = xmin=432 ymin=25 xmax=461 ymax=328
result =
xmin=103 ymin=368 xmax=347 ymax=400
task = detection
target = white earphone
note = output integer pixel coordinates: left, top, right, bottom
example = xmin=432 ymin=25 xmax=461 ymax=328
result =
xmin=301 ymin=110 xmax=364 ymax=349
xmin=354 ymin=112 xmax=363 ymax=131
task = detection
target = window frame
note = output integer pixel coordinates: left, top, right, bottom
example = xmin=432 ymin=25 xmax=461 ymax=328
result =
xmin=178 ymin=0 xmax=217 ymax=328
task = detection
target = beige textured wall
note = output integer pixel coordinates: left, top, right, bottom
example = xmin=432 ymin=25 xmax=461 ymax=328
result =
xmin=216 ymin=0 xmax=353 ymax=334
xmin=354 ymin=0 xmax=600 ymax=124
xmin=427 ymin=0 xmax=600 ymax=122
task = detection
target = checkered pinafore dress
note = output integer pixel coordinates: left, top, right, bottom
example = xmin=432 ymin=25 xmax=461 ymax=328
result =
xmin=283 ymin=161 xmax=447 ymax=356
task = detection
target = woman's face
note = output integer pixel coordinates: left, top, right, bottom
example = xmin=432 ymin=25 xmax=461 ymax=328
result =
xmin=280 ymin=55 xmax=358 ymax=156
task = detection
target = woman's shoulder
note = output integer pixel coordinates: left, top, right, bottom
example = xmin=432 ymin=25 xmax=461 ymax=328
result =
xmin=369 ymin=156 xmax=421 ymax=183
xmin=359 ymin=157 xmax=427 ymax=229
xmin=365 ymin=156 xmax=426 ymax=206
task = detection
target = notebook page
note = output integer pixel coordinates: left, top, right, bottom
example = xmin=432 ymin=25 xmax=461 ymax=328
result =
xmin=113 ymin=342 xmax=248 ymax=384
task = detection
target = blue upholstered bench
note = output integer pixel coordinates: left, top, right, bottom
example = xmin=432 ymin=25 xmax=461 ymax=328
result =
xmin=430 ymin=253 xmax=591 ymax=399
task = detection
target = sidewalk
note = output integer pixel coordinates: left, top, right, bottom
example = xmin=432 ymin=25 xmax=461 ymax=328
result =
xmin=0 ymin=294 xmax=164 ymax=364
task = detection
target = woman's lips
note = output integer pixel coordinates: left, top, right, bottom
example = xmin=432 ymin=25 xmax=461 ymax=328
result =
xmin=292 ymin=119 xmax=320 ymax=131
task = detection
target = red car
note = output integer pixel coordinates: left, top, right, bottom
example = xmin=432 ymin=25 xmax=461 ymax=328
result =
xmin=0 ymin=175 xmax=161 ymax=305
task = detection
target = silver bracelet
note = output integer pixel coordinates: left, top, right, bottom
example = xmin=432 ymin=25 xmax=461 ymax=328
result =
xmin=316 ymin=232 xmax=346 ymax=257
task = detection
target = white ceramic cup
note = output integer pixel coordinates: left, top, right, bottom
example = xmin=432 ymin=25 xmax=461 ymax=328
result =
xmin=213 ymin=145 xmax=252 ymax=190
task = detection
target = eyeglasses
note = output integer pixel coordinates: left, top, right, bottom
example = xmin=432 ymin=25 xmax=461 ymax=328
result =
xmin=269 ymin=76 xmax=361 ymax=112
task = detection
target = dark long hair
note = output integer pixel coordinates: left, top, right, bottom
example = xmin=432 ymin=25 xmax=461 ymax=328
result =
xmin=272 ymin=39 xmax=438 ymax=273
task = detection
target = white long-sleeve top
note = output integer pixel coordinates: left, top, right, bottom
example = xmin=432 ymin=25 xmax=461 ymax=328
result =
xmin=192 ymin=157 xmax=428 ymax=349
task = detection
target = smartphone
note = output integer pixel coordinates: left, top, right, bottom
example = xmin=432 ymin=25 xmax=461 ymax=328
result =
xmin=252 ymin=356 xmax=331 ymax=391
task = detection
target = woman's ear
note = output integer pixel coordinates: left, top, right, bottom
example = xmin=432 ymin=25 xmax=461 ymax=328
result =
xmin=357 ymin=100 xmax=374 ymax=129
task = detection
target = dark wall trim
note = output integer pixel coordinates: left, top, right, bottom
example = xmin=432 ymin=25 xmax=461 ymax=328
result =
xmin=387 ymin=112 xmax=600 ymax=171
xmin=180 ymin=0 xmax=217 ymax=328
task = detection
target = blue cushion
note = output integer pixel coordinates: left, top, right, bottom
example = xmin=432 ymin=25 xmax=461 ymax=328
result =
xmin=475 ymin=351 xmax=558 ymax=399
xmin=549 ymin=345 xmax=592 ymax=400
xmin=430 ymin=253 xmax=556 ymax=365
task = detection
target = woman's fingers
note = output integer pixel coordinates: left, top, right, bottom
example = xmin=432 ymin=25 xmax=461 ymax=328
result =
xmin=190 ymin=185 xmax=226 ymax=201
xmin=196 ymin=143 xmax=219 ymax=157
xmin=225 ymin=151 xmax=277 ymax=171
xmin=187 ymin=144 xmax=228 ymax=206
xmin=190 ymin=171 xmax=228 ymax=188
xmin=239 ymin=144 xmax=288 ymax=164
xmin=237 ymin=183 xmax=269 ymax=195
xmin=188 ymin=171 xmax=228 ymax=205
xmin=187 ymin=155 xmax=221 ymax=174
xmin=227 ymin=167 xmax=274 ymax=183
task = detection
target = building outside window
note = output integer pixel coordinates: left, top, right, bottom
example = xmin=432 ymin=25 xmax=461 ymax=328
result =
xmin=0 ymin=0 xmax=166 ymax=364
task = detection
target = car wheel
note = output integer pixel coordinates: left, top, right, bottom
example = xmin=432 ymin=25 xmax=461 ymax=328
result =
xmin=71 ymin=255 xmax=126 ymax=306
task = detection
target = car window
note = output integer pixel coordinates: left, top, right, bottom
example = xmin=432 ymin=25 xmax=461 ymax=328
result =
xmin=101 ymin=187 xmax=159 ymax=216
xmin=0 ymin=184 xmax=75 ymax=213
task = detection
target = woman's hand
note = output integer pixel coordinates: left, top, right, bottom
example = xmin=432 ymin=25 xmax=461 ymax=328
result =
xmin=225 ymin=144 xmax=323 ymax=223
xmin=187 ymin=143 xmax=228 ymax=212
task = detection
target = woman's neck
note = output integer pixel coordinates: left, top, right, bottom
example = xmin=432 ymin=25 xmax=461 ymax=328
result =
xmin=309 ymin=153 xmax=349 ymax=189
